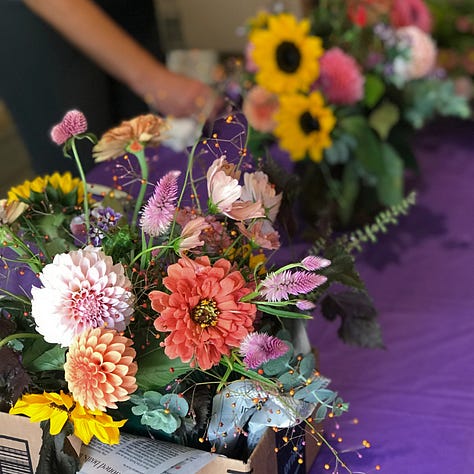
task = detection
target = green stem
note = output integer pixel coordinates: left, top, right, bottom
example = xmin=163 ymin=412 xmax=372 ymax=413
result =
xmin=0 ymin=332 xmax=42 ymax=349
xmin=70 ymin=138 xmax=90 ymax=243
xmin=132 ymin=148 xmax=149 ymax=229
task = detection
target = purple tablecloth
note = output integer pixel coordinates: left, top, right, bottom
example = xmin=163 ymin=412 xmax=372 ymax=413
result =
xmin=310 ymin=118 xmax=474 ymax=474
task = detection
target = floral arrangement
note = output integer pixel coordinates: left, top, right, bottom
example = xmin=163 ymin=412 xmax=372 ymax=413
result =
xmin=0 ymin=109 xmax=394 ymax=472
xmin=239 ymin=0 xmax=470 ymax=231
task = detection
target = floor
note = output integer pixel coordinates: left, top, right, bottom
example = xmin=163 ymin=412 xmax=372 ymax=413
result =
xmin=0 ymin=101 xmax=34 ymax=197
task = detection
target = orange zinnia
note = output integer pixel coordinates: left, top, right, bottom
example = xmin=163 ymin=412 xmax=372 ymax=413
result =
xmin=149 ymin=256 xmax=257 ymax=370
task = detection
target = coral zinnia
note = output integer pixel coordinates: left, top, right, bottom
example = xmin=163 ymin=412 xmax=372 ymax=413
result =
xmin=93 ymin=114 xmax=167 ymax=162
xmin=250 ymin=13 xmax=323 ymax=94
xmin=274 ymin=92 xmax=336 ymax=162
xmin=64 ymin=327 xmax=137 ymax=411
xmin=318 ymin=48 xmax=365 ymax=105
xmin=390 ymin=0 xmax=432 ymax=33
xmin=31 ymin=246 xmax=134 ymax=347
xmin=149 ymin=256 xmax=257 ymax=370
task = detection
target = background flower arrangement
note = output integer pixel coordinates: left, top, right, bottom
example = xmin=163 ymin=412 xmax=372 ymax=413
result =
xmin=0 ymin=109 xmax=394 ymax=472
xmin=239 ymin=0 xmax=470 ymax=232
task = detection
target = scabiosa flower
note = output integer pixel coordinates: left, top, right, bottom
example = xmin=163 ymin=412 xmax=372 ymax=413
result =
xmin=317 ymin=48 xmax=365 ymax=105
xmin=240 ymin=333 xmax=289 ymax=369
xmin=31 ymin=246 xmax=134 ymax=347
xmin=93 ymin=114 xmax=167 ymax=162
xmin=390 ymin=0 xmax=432 ymax=33
xmin=64 ymin=327 xmax=137 ymax=411
xmin=50 ymin=110 xmax=88 ymax=145
xmin=259 ymin=270 xmax=327 ymax=302
xmin=71 ymin=206 xmax=122 ymax=246
xmin=242 ymin=86 xmax=279 ymax=133
xmin=140 ymin=171 xmax=181 ymax=237
xmin=149 ymin=256 xmax=257 ymax=370
xmin=301 ymin=256 xmax=331 ymax=271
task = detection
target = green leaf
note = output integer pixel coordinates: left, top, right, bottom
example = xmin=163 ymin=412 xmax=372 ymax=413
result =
xmin=369 ymin=101 xmax=400 ymax=140
xmin=160 ymin=393 xmax=189 ymax=417
xmin=255 ymin=304 xmax=313 ymax=320
xmin=27 ymin=345 xmax=67 ymax=372
xmin=364 ymin=73 xmax=386 ymax=108
xmin=338 ymin=160 xmax=360 ymax=226
xmin=135 ymin=343 xmax=190 ymax=391
xmin=376 ymin=143 xmax=404 ymax=206
xmin=22 ymin=338 xmax=58 ymax=369
xmin=277 ymin=371 xmax=301 ymax=391
xmin=299 ymin=353 xmax=316 ymax=379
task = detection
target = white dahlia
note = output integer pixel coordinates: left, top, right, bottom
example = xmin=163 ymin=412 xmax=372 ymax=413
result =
xmin=31 ymin=246 xmax=134 ymax=347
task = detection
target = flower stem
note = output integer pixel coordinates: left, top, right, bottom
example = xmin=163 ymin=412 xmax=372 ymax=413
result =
xmin=0 ymin=332 xmax=42 ymax=349
xmin=132 ymin=148 xmax=149 ymax=229
xmin=70 ymin=138 xmax=90 ymax=243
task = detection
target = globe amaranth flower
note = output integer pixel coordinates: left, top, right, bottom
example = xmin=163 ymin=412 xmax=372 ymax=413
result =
xmin=149 ymin=256 xmax=257 ymax=370
xmin=242 ymin=86 xmax=279 ymax=133
xmin=390 ymin=0 xmax=432 ymax=33
xmin=93 ymin=114 xmax=167 ymax=162
xmin=50 ymin=110 xmax=88 ymax=145
xmin=317 ymin=48 xmax=365 ymax=105
xmin=9 ymin=391 xmax=126 ymax=444
xmin=273 ymin=91 xmax=336 ymax=162
xmin=250 ymin=13 xmax=323 ymax=94
xmin=240 ymin=333 xmax=289 ymax=369
xmin=64 ymin=327 xmax=137 ymax=412
xmin=393 ymin=26 xmax=437 ymax=81
xmin=140 ymin=170 xmax=180 ymax=237
xmin=31 ymin=246 xmax=134 ymax=347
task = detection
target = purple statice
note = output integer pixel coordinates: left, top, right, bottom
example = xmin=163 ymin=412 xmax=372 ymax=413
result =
xmin=259 ymin=270 xmax=327 ymax=302
xmin=240 ymin=333 xmax=289 ymax=369
xmin=301 ymin=256 xmax=331 ymax=271
xmin=140 ymin=170 xmax=181 ymax=237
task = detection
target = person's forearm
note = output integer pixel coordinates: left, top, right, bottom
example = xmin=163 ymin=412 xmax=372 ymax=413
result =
xmin=23 ymin=0 xmax=165 ymax=99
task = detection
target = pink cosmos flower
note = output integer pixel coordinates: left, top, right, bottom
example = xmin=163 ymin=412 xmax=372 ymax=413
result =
xmin=394 ymin=26 xmax=437 ymax=80
xmin=390 ymin=0 xmax=432 ymax=33
xmin=259 ymin=270 xmax=327 ymax=302
xmin=240 ymin=333 xmax=289 ymax=369
xmin=31 ymin=246 xmax=134 ymax=347
xmin=51 ymin=110 xmax=88 ymax=145
xmin=149 ymin=256 xmax=257 ymax=370
xmin=178 ymin=216 xmax=210 ymax=254
xmin=64 ymin=327 xmax=137 ymax=411
xmin=317 ymin=48 xmax=365 ymax=105
xmin=140 ymin=170 xmax=181 ymax=236
xmin=242 ymin=86 xmax=279 ymax=133
xmin=236 ymin=221 xmax=280 ymax=250
xmin=207 ymin=157 xmax=265 ymax=221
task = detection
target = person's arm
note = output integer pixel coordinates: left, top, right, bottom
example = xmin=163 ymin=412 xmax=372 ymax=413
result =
xmin=23 ymin=0 xmax=219 ymax=119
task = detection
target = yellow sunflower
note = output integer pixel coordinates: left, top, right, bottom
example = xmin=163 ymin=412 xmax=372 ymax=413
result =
xmin=250 ymin=13 xmax=323 ymax=94
xmin=10 ymin=391 xmax=125 ymax=445
xmin=8 ymin=172 xmax=84 ymax=204
xmin=274 ymin=92 xmax=336 ymax=163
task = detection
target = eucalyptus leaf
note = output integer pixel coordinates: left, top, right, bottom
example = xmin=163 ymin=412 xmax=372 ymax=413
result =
xmin=277 ymin=371 xmax=302 ymax=391
xmin=299 ymin=353 xmax=316 ymax=380
xmin=262 ymin=344 xmax=293 ymax=376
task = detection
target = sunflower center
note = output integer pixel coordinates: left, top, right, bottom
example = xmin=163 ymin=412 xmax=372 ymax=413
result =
xmin=276 ymin=41 xmax=301 ymax=73
xmin=299 ymin=112 xmax=321 ymax=134
xmin=191 ymin=298 xmax=220 ymax=328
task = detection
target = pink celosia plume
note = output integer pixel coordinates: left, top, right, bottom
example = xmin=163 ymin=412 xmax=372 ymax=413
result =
xmin=301 ymin=256 xmax=331 ymax=271
xmin=240 ymin=333 xmax=289 ymax=369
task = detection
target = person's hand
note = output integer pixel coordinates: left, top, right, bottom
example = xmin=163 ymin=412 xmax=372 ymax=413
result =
xmin=145 ymin=69 xmax=224 ymax=122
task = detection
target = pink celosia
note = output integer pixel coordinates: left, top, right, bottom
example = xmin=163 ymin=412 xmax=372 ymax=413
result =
xmin=260 ymin=270 xmax=327 ymax=302
xmin=207 ymin=157 xmax=265 ymax=221
xmin=301 ymin=256 xmax=331 ymax=271
xmin=140 ymin=170 xmax=181 ymax=236
xmin=394 ymin=26 xmax=437 ymax=80
xmin=296 ymin=300 xmax=317 ymax=311
xmin=242 ymin=86 xmax=279 ymax=133
xmin=31 ymin=246 xmax=134 ymax=347
xmin=240 ymin=333 xmax=289 ymax=369
xmin=390 ymin=0 xmax=432 ymax=33
xmin=149 ymin=256 xmax=257 ymax=370
xmin=64 ymin=327 xmax=137 ymax=411
xmin=51 ymin=110 xmax=88 ymax=145
xmin=317 ymin=48 xmax=365 ymax=105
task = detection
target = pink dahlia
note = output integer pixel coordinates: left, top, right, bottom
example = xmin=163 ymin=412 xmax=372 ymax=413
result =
xmin=394 ymin=26 xmax=437 ymax=80
xmin=149 ymin=256 xmax=257 ymax=370
xmin=317 ymin=48 xmax=365 ymax=105
xmin=31 ymin=246 xmax=134 ymax=347
xmin=242 ymin=86 xmax=279 ymax=133
xmin=390 ymin=0 xmax=432 ymax=33
xmin=51 ymin=110 xmax=88 ymax=145
xmin=240 ymin=333 xmax=289 ymax=369
xmin=64 ymin=327 xmax=137 ymax=411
